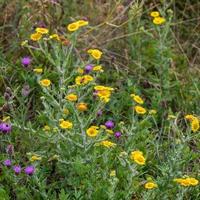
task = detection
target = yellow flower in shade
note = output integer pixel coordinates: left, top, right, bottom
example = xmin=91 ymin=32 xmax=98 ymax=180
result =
xmin=39 ymin=79 xmax=51 ymax=87
xmin=75 ymin=75 xmax=93 ymax=85
xmin=134 ymin=106 xmax=146 ymax=115
xmin=36 ymin=27 xmax=49 ymax=34
xmin=110 ymin=170 xmax=116 ymax=177
xmin=21 ymin=40 xmax=28 ymax=46
xmin=77 ymin=20 xmax=89 ymax=27
xmin=106 ymin=129 xmax=114 ymax=134
xmin=150 ymin=11 xmax=160 ymax=18
xmin=93 ymin=65 xmax=104 ymax=72
xmin=77 ymin=68 xmax=84 ymax=74
xmin=49 ymin=34 xmax=60 ymax=41
xmin=144 ymin=181 xmax=158 ymax=189
xmin=76 ymin=102 xmax=88 ymax=111
xmin=63 ymin=108 xmax=69 ymax=115
xmin=191 ymin=118 xmax=199 ymax=132
xmin=33 ymin=68 xmax=43 ymax=73
xmin=67 ymin=22 xmax=79 ymax=32
xmin=30 ymin=155 xmax=42 ymax=162
xmin=100 ymin=140 xmax=116 ymax=148
xmin=153 ymin=17 xmax=166 ymax=25
xmin=185 ymin=114 xmax=195 ymax=122
xmin=65 ymin=93 xmax=78 ymax=102
xmin=149 ymin=109 xmax=157 ymax=115
xmin=86 ymin=126 xmax=99 ymax=137
xmin=130 ymin=150 xmax=146 ymax=165
xmin=30 ymin=32 xmax=42 ymax=41
xmin=43 ymin=125 xmax=51 ymax=132
xmin=87 ymin=49 xmax=103 ymax=60
xmin=59 ymin=120 xmax=73 ymax=129
xmin=130 ymin=94 xmax=144 ymax=104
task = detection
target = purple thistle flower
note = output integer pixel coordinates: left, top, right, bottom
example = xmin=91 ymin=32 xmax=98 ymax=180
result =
xmin=21 ymin=56 xmax=31 ymax=66
xmin=84 ymin=64 xmax=93 ymax=73
xmin=0 ymin=123 xmax=12 ymax=134
xmin=114 ymin=131 xmax=121 ymax=139
xmin=13 ymin=165 xmax=21 ymax=175
xmin=6 ymin=144 xmax=14 ymax=155
xmin=105 ymin=120 xmax=115 ymax=129
xmin=3 ymin=159 xmax=12 ymax=167
xmin=24 ymin=165 xmax=35 ymax=175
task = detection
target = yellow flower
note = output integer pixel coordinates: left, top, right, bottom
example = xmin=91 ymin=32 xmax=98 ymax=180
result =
xmin=21 ymin=40 xmax=28 ymax=46
xmin=65 ymin=93 xmax=78 ymax=102
xmin=43 ymin=125 xmax=51 ymax=132
xmin=150 ymin=11 xmax=160 ymax=18
xmin=144 ymin=181 xmax=158 ymax=189
xmin=106 ymin=129 xmax=114 ymax=134
xmin=110 ymin=170 xmax=116 ymax=177
xmin=130 ymin=150 xmax=146 ymax=165
xmin=77 ymin=68 xmax=84 ymax=74
xmin=77 ymin=20 xmax=89 ymax=27
xmin=30 ymin=155 xmax=42 ymax=162
xmin=174 ymin=178 xmax=190 ymax=187
xmin=131 ymin=94 xmax=144 ymax=104
xmin=153 ymin=17 xmax=166 ymax=25
xmin=49 ymin=34 xmax=60 ymax=41
xmin=186 ymin=178 xmax=199 ymax=186
xmin=76 ymin=102 xmax=88 ymax=111
xmin=39 ymin=79 xmax=51 ymax=87
xmin=87 ymin=49 xmax=103 ymax=60
xmin=185 ymin=114 xmax=195 ymax=122
xmin=35 ymin=27 xmax=49 ymax=34
xmin=134 ymin=106 xmax=146 ymax=115
xmin=149 ymin=109 xmax=157 ymax=115
xmin=94 ymin=85 xmax=114 ymax=103
xmin=191 ymin=118 xmax=199 ymax=132
xmin=86 ymin=126 xmax=99 ymax=137
xmin=67 ymin=22 xmax=79 ymax=32
xmin=33 ymin=68 xmax=43 ymax=73
xmin=59 ymin=120 xmax=73 ymax=129
xmin=30 ymin=32 xmax=42 ymax=41
xmin=63 ymin=108 xmax=69 ymax=115
xmin=100 ymin=140 xmax=116 ymax=148
xmin=75 ymin=75 xmax=93 ymax=85
xmin=93 ymin=65 xmax=104 ymax=72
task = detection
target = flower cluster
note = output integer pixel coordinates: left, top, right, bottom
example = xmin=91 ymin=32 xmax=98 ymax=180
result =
xmin=150 ymin=11 xmax=166 ymax=25
xmin=174 ymin=177 xmax=199 ymax=186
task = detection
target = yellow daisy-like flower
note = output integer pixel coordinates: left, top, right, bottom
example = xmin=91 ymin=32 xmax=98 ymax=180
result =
xmin=49 ymin=34 xmax=60 ymax=41
xmin=150 ymin=11 xmax=160 ymax=18
xmin=35 ymin=27 xmax=49 ymax=34
xmin=67 ymin=22 xmax=79 ymax=32
xmin=65 ymin=93 xmax=78 ymax=102
xmin=76 ymin=102 xmax=88 ymax=111
xmin=30 ymin=155 xmax=42 ymax=162
xmin=110 ymin=170 xmax=116 ymax=177
xmin=130 ymin=94 xmax=144 ymax=104
xmin=130 ymin=150 xmax=146 ymax=165
xmin=77 ymin=20 xmax=89 ymax=27
xmin=174 ymin=177 xmax=198 ymax=187
xmin=33 ymin=68 xmax=43 ymax=73
xmin=191 ymin=118 xmax=199 ymax=132
xmin=59 ymin=120 xmax=73 ymax=129
xmin=30 ymin=32 xmax=42 ymax=41
xmin=153 ymin=17 xmax=166 ymax=25
xmin=94 ymin=85 xmax=114 ymax=103
xmin=39 ymin=79 xmax=51 ymax=87
xmin=93 ymin=65 xmax=104 ymax=72
xmin=87 ymin=49 xmax=103 ymax=60
xmin=144 ymin=181 xmax=158 ymax=189
xmin=134 ymin=106 xmax=146 ymax=115
xmin=75 ymin=75 xmax=94 ymax=85
xmin=100 ymin=140 xmax=116 ymax=148
xmin=86 ymin=126 xmax=99 ymax=137
xmin=185 ymin=114 xmax=195 ymax=122
xmin=186 ymin=178 xmax=199 ymax=186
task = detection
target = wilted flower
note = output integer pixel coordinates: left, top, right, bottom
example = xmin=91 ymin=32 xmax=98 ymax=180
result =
xmin=24 ymin=165 xmax=35 ymax=175
xmin=6 ymin=144 xmax=14 ymax=155
xmin=21 ymin=84 xmax=30 ymax=97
